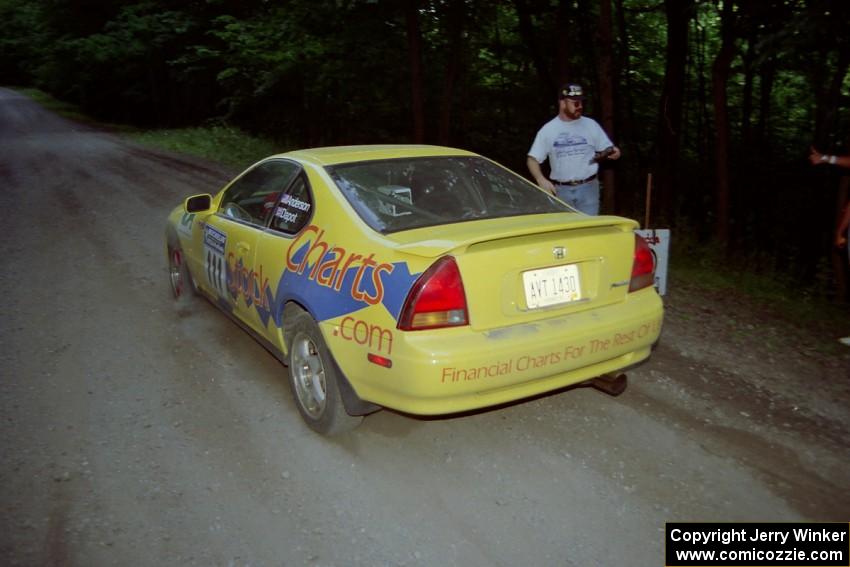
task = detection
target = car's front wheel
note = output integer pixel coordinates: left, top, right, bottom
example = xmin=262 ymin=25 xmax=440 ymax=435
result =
xmin=167 ymin=239 xmax=197 ymax=308
xmin=287 ymin=309 xmax=363 ymax=435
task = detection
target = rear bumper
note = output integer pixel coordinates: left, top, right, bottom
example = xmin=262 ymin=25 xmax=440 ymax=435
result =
xmin=326 ymin=288 xmax=663 ymax=415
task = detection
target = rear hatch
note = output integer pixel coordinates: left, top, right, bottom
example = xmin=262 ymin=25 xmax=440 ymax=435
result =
xmin=391 ymin=213 xmax=638 ymax=331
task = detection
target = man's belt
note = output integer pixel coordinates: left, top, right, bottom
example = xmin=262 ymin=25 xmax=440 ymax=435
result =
xmin=552 ymin=174 xmax=597 ymax=186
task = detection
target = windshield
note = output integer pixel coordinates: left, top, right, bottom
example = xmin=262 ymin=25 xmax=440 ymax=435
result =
xmin=327 ymin=156 xmax=571 ymax=233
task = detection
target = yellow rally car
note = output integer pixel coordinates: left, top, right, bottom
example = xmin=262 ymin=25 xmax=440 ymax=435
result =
xmin=165 ymin=145 xmax=663 ymax=434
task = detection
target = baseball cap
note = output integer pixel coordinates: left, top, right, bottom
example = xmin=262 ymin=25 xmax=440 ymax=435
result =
xmin=559 ymin=83 xmax=585 ymax=100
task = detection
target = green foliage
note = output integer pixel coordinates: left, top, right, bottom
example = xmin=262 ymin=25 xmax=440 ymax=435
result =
xmin=1 ymin=0 xmax=850 ymax=303
xmin=17 ymin=88 xmax=91 ymax=123
xmin=128 ymin=125 xmax=284 ymax=170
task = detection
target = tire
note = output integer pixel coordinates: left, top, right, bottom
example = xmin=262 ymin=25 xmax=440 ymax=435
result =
xmin=167 ymin=238 xmax=197 ymax=309
xmin=286 ymin=309 xmax=363 ymax=435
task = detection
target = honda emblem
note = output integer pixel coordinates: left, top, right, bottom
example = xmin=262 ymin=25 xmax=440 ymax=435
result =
xmin=553 ymin=246 xmax=566 ymax=259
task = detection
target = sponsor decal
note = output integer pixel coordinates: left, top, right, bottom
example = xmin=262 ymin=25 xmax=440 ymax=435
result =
xmin=226 ymin=254 xmax=271 ymax=311
xmin=204 ymin=224 xmax=226 ymax=255
xmin=209 ymin=225 xmax=419 ymax=328
xmin=204 ymin=225 xmax=227 ymax=293
xmin=177 ymin=212 xmax=195 ymax=237
xmin=333 ymin=316 xmax=394 ymax=355
xmin=274 ymin=208 xmax=300 ymax=224
xmin=285 ymin=225 xmax=394 ymax=305
xmin=440 ymin=318 xmax=662 ymax=383
xmin=275 ymin=224 xmax=419 ymax=321
xmin=218 ymin=224 xmax=419 ymax=329
xmin=442 ymin=361 xmax=513 ymax=383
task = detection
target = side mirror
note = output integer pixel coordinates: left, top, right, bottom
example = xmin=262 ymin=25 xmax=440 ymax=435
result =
xmin=184 ymin=194 xmax=212 ymax=213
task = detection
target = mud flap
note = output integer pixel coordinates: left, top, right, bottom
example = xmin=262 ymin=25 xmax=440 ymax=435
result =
xmin=328 ymin=354 xmax=382 ymax=416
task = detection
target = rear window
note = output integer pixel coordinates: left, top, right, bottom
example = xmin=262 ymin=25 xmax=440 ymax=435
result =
xmin=327 ymin=156 xmax=570 ymax=233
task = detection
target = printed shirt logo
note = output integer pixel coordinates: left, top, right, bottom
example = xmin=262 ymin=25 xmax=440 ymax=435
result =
xmin=553 ymin=133 xmax=589 ymax=159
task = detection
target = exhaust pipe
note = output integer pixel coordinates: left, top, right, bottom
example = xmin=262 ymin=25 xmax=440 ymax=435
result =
xmin=591 ymin=373 xmax=627 ymax=396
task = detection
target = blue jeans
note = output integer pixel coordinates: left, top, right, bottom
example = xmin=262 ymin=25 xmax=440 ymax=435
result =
xmin=555 ymin=179 xmax=600 ymax=215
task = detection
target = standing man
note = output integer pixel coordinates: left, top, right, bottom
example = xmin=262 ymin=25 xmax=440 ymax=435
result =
xmin=810 ymin=146 xmax=850 ymax=259
xmin=809 ymin=146 xmax=850 ymax=345
xmin=527 ymin=83 xmax=621 ymax=215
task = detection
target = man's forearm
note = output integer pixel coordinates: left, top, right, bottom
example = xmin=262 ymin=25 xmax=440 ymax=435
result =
xmin=526 ymin=156 xmax=555 ymax=194
xmin=839 ymin=203 xmax=850 ymax=235
xmin=527 ymin=156 xmax=546 ymax=183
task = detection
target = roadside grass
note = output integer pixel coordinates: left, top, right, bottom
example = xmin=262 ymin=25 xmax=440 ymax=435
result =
xmin=128 ymin=126 xmax=286 ymax=170
xmin=18 ymin=87 xmax=117 ymax=127
xmin=669 ymin=236 xmax=849 ymax=354
xmin=16 ymin=87 xmax=284 ymax=170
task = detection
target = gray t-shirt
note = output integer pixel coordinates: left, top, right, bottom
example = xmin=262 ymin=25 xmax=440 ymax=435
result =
xmin=528 ymin=115 xmax=613 ymax=182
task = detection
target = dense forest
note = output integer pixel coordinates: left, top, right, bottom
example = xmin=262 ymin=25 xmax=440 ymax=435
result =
xmin=2 ymin=0 xmax=849 ymax=300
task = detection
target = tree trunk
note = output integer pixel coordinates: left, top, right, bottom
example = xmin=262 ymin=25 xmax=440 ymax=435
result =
xmin=813 ymin=47 xmax=850 ymax=150
xmin=654 ymin=0 xmax=693 ymax=225
xmin=596 ymin=0 xmax=617 ymax=213
xmin=406 ymin=0 xmax=426 ymax=143
xmin=834 ymin=176 xmax=849 ymax=302
xmin=514 ymin=0 xmax=555 ymax=105
xmin=556 ymin=0 xmax=571 ymax=84
xmin=754 ymin=56 xmax=775 ymax=150
xmin=711 ymin=0 xmax=736 ymax=246
xmin=438 ymin=2 xmax=465 ymax=145
xmin=614 ymin=0 xmax=638 ymax=163
xmin=740 ymin=35 xmax=755 ymax=150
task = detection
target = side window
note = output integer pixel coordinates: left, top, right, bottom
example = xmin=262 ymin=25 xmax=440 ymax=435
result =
xmin=219 ymin=160 xmax=299 ymax=226
xmin=270 ymin=175 xmax=312 ymax=235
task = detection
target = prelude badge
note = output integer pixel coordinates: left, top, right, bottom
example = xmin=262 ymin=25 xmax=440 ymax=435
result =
xmin=553 ymin=246 xmax=566 ymax=260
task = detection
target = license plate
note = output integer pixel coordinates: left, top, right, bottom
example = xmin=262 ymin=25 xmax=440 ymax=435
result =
xmin=523 ymin=264 xmax=582 ymax=309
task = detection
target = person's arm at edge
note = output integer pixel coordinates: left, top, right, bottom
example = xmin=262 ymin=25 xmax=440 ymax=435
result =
xmin=836 ymin=203 xmax=850 ymax=248
xmin=810 ymin=146 xmax=850 ymax=168
xmin=527 ymin=156 xmax=555 ymax=195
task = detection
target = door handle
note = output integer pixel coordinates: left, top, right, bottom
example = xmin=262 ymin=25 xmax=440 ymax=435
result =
xmin=236 ymin=242 xmax=251 ymax=254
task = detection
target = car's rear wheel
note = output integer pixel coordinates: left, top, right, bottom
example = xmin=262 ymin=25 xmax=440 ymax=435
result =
xmin=167 ymin=241 xmax=197 ymax=308
xmin=287 ymin=309 xmax=363 ymax=435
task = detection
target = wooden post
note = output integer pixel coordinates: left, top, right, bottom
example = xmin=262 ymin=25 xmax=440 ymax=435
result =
xmin=644 ymin=172 xmax=653 ymax=229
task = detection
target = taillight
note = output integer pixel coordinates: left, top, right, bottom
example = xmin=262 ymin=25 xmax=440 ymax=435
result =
xmin=629 ymin=234 xmax=655 ymax=292
xmin=398 ymin=256 xmax=469 ymax=331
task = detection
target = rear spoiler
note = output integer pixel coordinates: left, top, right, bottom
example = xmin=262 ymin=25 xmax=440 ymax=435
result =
xmin=390 ymin=214 xmax=638 ymax=258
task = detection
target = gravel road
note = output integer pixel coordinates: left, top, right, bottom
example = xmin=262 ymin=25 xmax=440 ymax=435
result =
xmin=1 ymin=87 xmax=848 ymax=567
